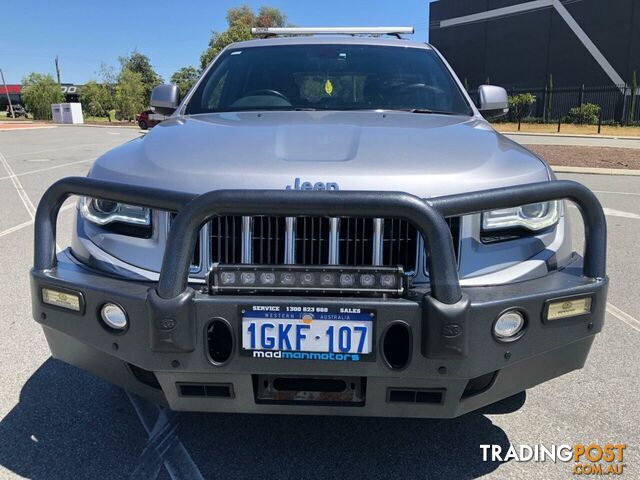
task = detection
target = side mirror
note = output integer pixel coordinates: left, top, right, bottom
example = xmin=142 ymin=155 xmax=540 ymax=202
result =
xmin=150 ymin=84 xmax=180 ymax=115
xmin=477 ymin=85 xmax=509 ymax=119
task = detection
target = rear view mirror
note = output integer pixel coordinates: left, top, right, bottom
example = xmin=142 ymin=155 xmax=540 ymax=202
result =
xmin=477 ymin=85 xmax=509 ymax=119
xmin=150 ymin=84 xmax=180 ymax=115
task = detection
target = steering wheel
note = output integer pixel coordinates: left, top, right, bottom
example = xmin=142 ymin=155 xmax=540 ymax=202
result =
xmin=398 ymin=83 xmax=444 ymax=95
xmin=243 ymin=89 xmax=291 ymax=102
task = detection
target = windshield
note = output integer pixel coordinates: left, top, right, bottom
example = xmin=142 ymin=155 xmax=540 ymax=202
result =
xmin=185 ymin=44 xmax=472 ymax=115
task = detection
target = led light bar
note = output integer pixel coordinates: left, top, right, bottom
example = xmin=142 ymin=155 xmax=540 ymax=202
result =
xmin=250 ymin=27 xmax=415 ymax=36
xmin=208 ymin=264 xmax=405 ymax=296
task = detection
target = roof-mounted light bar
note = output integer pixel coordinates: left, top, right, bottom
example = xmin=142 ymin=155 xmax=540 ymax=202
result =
xmin=250 ymin=27 xmax=415 ymax=37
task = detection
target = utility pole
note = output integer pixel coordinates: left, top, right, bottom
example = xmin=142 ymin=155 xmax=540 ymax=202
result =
xmin=0 ymin=68 xmax=15 ymax=119
xmin=54 ymin=55 xmax=61 ymax=86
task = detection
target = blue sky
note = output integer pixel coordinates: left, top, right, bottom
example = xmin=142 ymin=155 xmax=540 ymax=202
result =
xmin=2 ymin=0 xmax=431 ymax=84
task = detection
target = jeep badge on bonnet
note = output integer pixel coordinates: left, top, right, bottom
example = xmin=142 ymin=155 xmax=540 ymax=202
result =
xmin=286 ymin=177 xmax=339 ymax=190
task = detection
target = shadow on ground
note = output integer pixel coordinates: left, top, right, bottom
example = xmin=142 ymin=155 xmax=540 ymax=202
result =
xmin=0 ymin=359 xmax=148 ymax=479
xmin=177 ymin=395 xmax=522 ymax=480
xmin=0 ymin=358 xmax=523 ymax=479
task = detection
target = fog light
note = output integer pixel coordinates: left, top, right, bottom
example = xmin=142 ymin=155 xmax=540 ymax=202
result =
xmin=100 ymin=303 xmax=128 ymax=331
xmin=494 ymin=310 xmax=525 ymax=341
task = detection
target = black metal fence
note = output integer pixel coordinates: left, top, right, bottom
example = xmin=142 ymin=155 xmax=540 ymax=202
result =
xmin=468 ymin=84 xmax=640 ymax=125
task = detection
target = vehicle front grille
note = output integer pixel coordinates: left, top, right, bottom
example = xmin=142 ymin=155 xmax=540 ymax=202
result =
xmin=179 ymin=215 xmax=460 ymax=275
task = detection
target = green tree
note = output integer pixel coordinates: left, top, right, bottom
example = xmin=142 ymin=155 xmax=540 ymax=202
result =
xmin=118 ymin=51 xmax=163 ymax=102
xmin=20 ymin=73 xmax=65 ymax=120
xmin=508 ymin=93 xmax=536 ymax=123
xmin=200 ymin=5 xmax=288 ymax=69
xmin=115 ymin=69 xmax=145 ymax=121
xmin=170 ymin=66 xmax=200 ymax=96
xmin=79 ymin=80 xmax=113 ymax=119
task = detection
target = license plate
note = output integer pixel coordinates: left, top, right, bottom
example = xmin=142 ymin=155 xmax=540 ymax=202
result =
xmin=241 ymin=305 xmax=374 ymax=360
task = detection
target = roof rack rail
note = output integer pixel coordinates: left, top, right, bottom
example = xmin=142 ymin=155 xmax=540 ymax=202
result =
xmin=250 ymin=27 xmax=414 ymax=39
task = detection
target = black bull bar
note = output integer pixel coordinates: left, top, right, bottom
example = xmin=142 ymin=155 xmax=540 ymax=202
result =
xmin=34 ymin=177 xmax=607 ymax=305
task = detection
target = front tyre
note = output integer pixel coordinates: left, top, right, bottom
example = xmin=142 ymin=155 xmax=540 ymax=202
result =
xmin=138 ymin=120 xmax=148 ymax=130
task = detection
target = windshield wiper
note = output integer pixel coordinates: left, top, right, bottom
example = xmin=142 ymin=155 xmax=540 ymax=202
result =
xmin=402 ymin=108 xmax=460 ymax=115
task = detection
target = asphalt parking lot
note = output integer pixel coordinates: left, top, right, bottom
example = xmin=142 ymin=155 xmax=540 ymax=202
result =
xmin=0 ymin=126 xmax=638 ymax=479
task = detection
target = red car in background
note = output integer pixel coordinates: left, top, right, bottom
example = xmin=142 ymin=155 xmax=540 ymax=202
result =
xmin=135 ymin=109 xmax=168 ymax=130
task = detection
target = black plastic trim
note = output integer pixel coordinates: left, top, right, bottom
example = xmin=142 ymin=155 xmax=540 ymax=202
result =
xmin=205 ymin=317 xmax=235 ymax=366
xmin=380 ymin=321 xmax=413 ymax=371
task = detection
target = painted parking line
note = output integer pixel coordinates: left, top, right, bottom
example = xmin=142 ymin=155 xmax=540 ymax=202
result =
xmin=602 ymin=207 xmax=640 ymax=220
xmin=0 ymin=158 xmax=94 ymax=182
xmin=593 ymin=190 xmax=640 ymax=197
xmin=0 ymin=203 xmax=75 ymax=239
xmin=607 ymin=303 xmax=640 ymax=333
xmin=5 ymin=142 xmax=106 ymax=159
xmin=0 ymin=149 xmax=36 ymax=219
xmin=568 ymin=203 xmax=640 ymax=220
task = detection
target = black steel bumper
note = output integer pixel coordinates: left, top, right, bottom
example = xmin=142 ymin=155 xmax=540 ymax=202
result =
xmin=30 ymin=177 xmax=608 ymax=418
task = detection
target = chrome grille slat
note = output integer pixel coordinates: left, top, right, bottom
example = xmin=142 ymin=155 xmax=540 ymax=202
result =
xmin=328 ymin=218 xmax=340 ymax=265
xmin=372 ymin=218 xmax=384 ymax=266
xmin=284 ymin=217 xmax=296 ymax=264
xmin=241 ymin=216 xmax=252 ymax=263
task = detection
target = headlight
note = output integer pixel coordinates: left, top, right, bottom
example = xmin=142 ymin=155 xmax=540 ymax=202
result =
xmin=79 ymin=196 xmax=151 ymax=227
xmin=482 ymin=200 xmax=560 ymax=232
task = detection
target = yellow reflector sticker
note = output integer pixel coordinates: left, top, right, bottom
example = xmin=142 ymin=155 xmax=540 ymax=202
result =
xmin=547 ymin=297 xmax=592 ymax=320
xmin=42 ymin=288 xmax=81 ymax=311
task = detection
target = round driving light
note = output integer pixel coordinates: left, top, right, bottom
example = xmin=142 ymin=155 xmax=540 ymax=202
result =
xmin=379 ymin=274 xmax=397 ymax=288
xmin=280 ymin=272 xmax=296 ymax=285
xmin=320 ymin=273 xmax=336 ymax=286
xmin=100 ymin=303 xmax=128 ymax=331
xmin=360 ymin=274 xmax=376 ymax=287
xmin=260 ymin=272 xmax=276 ymax=285
xmin=300 ymin=272 xmax=315 ymax=286
xmin=240 ymin=272 xmax=256 ymax=285
xmin=339 ymin=273 xmax=355 ymax=287
xmin=220 ymin=272 xmax=237 ymax=285
xmin=494 ymin=310 xmax=525 ymax=341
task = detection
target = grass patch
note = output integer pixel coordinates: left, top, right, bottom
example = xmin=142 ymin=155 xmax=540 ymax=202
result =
xmin=494 ymin=122 xmax=640 ymax=137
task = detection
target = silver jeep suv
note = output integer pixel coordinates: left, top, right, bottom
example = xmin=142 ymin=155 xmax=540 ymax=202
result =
xmin=31 ymin=28 xmax=608 ymax=418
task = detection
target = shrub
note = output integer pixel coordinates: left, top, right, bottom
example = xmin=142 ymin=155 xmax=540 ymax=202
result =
xmin=566 ymin=103 xmax=601 ymax=125
xmin=508 ymin=93 xmax=536 ymax=122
